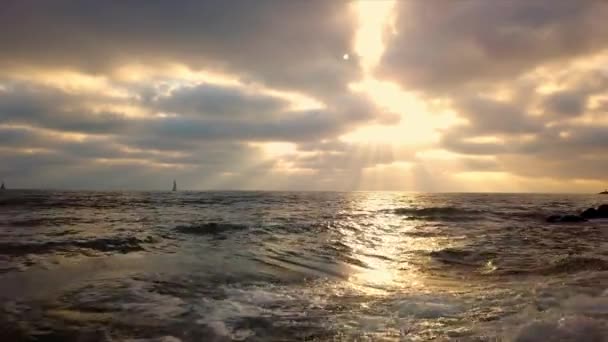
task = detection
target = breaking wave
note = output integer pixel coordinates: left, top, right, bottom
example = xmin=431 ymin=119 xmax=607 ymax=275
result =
xmin=430 ymin=247 xmax=608 ymax=277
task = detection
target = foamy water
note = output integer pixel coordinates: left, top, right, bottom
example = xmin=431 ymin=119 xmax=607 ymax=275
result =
xmin=0 ymin=191 xmax=607 ymax=341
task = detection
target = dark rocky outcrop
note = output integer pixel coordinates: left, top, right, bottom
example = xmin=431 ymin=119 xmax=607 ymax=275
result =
xmin=546 ymin=214 xmax=587 ymax=223
xmin=579 ymin=204 xmax=608 ymax=219
xmin=549 ymin=204 xmax=608 ymax=222
xmin=581 ymin=208 xmax=598 ymax=219
xmin=560 ymin=215 xmax=587 ymax=222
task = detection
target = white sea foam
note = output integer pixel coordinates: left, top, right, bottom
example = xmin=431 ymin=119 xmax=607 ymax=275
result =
xmin=513 ymin=316 xmax=607 ymax=342
xmin=508 ymin=292 xmax=608 ymax=341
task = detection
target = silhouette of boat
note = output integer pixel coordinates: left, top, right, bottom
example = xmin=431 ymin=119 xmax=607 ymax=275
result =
xmin=172 ymin=180 xmax=177 ymax=192
xmin=0 ymin=181 xmax=5 ymax=191
xmin=600 ymin=189 xmax=608 ymax=195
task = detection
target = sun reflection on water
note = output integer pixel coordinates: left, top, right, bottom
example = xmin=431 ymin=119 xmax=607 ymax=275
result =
xmin=336 ymin=193 xmax=434 ymax=295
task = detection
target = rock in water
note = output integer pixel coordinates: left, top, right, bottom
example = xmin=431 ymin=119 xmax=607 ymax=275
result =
xmin=581 ymin=208 xmax=598 ymax=219
xmin=546 ymin=215 xmax=587 ymax=223
xmin=597 ymin=204 xmax=608 ymax=218
xmin=559 ymin=215 xmax=587 ymax=222
xmin=546 ymin=215 xmax=563 ymax=223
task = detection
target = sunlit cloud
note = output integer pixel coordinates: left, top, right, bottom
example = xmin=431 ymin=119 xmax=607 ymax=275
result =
xmin=0 ymin=1 xmax=606 ymax=191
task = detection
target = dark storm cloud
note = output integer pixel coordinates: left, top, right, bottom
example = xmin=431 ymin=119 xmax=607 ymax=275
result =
xmin=0 ymin=0 xmax=358 ymax=99
xmin=380 ymin=0 xmax=608 ymax=92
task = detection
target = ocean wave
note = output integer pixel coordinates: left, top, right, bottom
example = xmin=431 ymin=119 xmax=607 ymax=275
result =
xmin=0 ymin=197 xmax=97 ymax=209
xmin=429 ymin=248 xmax=497 ymax=267
xmin=539 ymin=257 xmax=608 ymax=275
xmin=493 ymin=211 xmax=548 ymax=220
xmin=392 ymin=207 xmax=482 ymax=221
xmin=510 ymin=293 xmax=608 ymax=341
xmin=0 ymin=236 xmax=157 ymax=256
xmin=3 ymin=217 xmax=78 ymax=227
xmin=513 ymin=315 xmax=607 ymax=341
xmin=175 ymin=222 xmax=249 ymax=235
xmin=503 ymin=257 xmax=608 ymax=276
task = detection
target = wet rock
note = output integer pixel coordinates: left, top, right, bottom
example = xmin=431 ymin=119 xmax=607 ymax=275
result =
xmin=546 ymin=215 xmax=587 ymax=223
xmin=579 ymin=204 xmax=608 ymax=219
xmin=597 ymin=204 xmax=608 ymax=217
xmin=560 ymin=215 xmax=587 ymax=222
xmin=581 ymin=208 xmax=598 ymax=219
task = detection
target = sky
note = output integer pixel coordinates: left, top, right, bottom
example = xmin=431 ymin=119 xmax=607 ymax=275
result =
xmin=0 ymin=0 xmax=607 ymax=192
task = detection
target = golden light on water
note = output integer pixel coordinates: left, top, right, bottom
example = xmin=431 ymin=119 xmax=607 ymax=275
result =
xmin=335 ymin=193 xmax=443 ymax=295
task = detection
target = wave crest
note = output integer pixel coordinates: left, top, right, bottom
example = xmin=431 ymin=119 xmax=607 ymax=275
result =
xmin=175 ymin=222 xmax=248 ymax=235
xmin=393 ymin=207 xmax=482 ymax=221
xmin=429 ymin=248 xmax=497 ymax=267
xmin=533 ymin=257 xmax=608 ymax=276
xmin=0 ymin=236 xmax=157 ymax=256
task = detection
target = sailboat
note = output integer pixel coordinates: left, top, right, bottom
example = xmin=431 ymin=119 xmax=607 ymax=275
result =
xmin=0 ymin=181 xmax=5 ymax=191
xmin=172 ymin=180 xmax=177 ymax=192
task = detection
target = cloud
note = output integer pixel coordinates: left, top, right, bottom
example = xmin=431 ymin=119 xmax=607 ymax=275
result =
xmin=0 ymin=0 xmax=359 ymax=99
xmin=1 ymin=0 xmax=607 ymax=190
xmin=0 ymin=82 xmax=130 ymax=134
xmin=0 ymin=79 xmax=384 ymax=146
xmin=455 ymin=96 xmax=543 ymax=134
xmin=375 ymin=0 xmax=608 ymax=187
xmin=543 ymin=90 xmax=587 ymax=117
xmin=0 ymin=75 xmax=389 ymax=189
xmin=154 ymin=83 xmax=289 ymax=118
xmin=380 ymin=0 xmax=608 ymax=93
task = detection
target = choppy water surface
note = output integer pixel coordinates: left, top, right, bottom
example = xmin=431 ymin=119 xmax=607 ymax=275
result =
xmin=0 ymin=191 xmax=607 ymax=341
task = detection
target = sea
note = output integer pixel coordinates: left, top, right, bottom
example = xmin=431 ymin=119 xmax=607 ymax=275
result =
xmin=0 ymin=190 xmax=607 ymax=341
